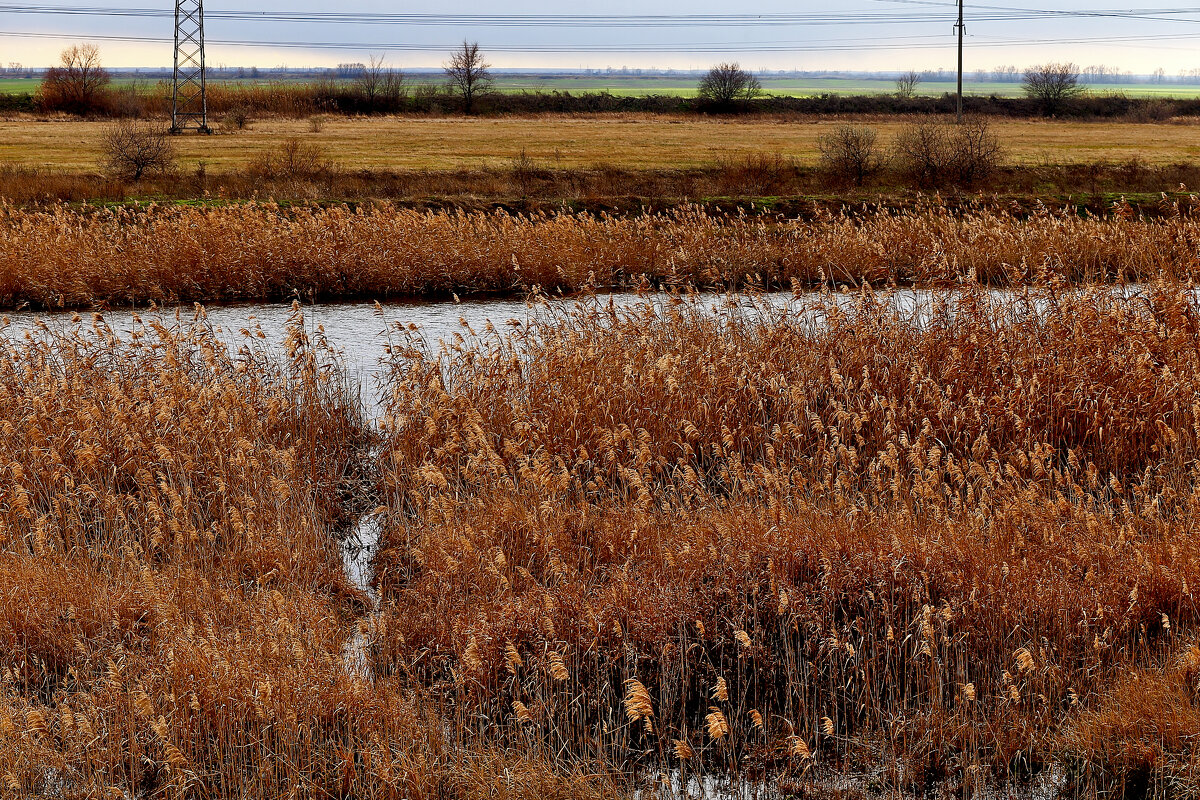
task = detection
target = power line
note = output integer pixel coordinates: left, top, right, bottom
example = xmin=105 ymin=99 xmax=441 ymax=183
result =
xmin=6 ymin=3 xmax=1200 ymax=26
xmin=3 ymin=27 xmax=1200 ymax=53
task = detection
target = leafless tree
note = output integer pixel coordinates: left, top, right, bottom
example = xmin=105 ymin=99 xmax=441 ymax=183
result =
xmin=101 ymin=120 xmax=176 ymax=181
xmin=1022 ymin=62 xmax=1083 ymax=114
xmin=895 ymin=70 xmax=922 ymax=98
xmin=697 ymin=63 xmax=762 ymax=107
xmin=354 ymin=55 xmax=387 ymax=105
xmin=382 ymin=70 xmax=407 ymax=104
xmin=39 ymin=44 xmax=110 ymax=115
xmin=818 ymin=125 xmax=883 ymax=186
xmin=444 ymin=41 xmax=493 ymax=114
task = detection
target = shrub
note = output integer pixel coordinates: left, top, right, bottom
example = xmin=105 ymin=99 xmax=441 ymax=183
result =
xmin=893 ymin=118 xmax=1004 ymax=188
xmin=100 ymin=119 xmax=176 ymax=181
xmin=248 ymin=137 xmax=333 ymax=180
xmin=949 ymin=116 xmax=1004 ymax=185
xmin=711 ymin=152 xmax=800 ymax=196
xmin=818 ymin=125 xmax=883 ymax=186
xmin=893 ymin=119 xmax=953 ymax=187
xmin=221 ymin=105 xmax=251 ymax=131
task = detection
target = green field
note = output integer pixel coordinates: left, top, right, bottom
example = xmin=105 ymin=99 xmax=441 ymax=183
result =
xmin=487 ymin=75 xmax=1200 ymax=99
xmin=6 ymin=73 xmax=1200 ymax=99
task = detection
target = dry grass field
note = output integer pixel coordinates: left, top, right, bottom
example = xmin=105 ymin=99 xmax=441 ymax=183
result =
xmin=3 ymin=114 xmax=1200 ymax=172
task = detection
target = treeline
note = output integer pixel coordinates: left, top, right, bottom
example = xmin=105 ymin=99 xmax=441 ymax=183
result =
xmin=7 ymin=80 xmax=1200 ymax=121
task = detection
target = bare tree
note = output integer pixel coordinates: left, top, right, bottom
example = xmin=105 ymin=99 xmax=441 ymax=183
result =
xmin=444 ymin=41 xmax=493 ymax=114
xmin=101 ymin=120 xmax=176 ymax=181
xmin=354 ymin=55 xmax=387 ymax=106
xmin=39 ymin=44 xmax=110 ymax=115
xmin=382 ymin=70 xmax=407 ymax=105
xmin=895 ymin=70 xmax=922 ymax=99
xmin=1022 ymin=62 xmax=1083 ymax=114
xmin=818 ymin=125 xmax=883 ymax=186
xmin=697 ymin=63 xmax=762 ymax=108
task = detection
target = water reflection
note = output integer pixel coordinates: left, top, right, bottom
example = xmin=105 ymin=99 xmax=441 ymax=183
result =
xmin=0 ymin=285 xmax=1150 ymax=417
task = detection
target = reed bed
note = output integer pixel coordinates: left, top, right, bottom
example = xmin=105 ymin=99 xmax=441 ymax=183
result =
xmin=372 ymin=284 xmax=1200 ymax=797
xmin=6 ymin=283 xmax=1200 ymax=796
xmin=0 ymin=310 xmax=614 ymax=799
xmin=3 ymin=202 xmax=1200 ymax=310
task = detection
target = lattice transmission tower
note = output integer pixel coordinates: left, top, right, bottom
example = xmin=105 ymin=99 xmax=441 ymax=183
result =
xmin=171 ymin=0 xmax=210 ymax=132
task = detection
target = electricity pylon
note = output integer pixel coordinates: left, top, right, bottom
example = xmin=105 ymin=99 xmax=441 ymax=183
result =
xmin=171 ymin=0 xmax=210 ymax=132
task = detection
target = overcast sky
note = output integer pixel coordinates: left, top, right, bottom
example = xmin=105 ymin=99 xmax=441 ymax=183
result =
xmin=3 ymin=1 xmax=1200 ymax=74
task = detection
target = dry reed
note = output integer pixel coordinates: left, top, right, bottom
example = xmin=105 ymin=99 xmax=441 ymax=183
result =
xmin=0 ymin=309 xmax=614 ymax=799
xmin=3 ymin=202 xmax=1200 ymax=310
xmin=7 ymin=281 xmax=1200 ymax=796
xmin=371 ymin=283 xmax=1200 ymax=795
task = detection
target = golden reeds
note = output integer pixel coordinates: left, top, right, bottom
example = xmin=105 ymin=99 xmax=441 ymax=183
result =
xmin=0 ymin=309 xmax=614 ymax=799
xmin=2 ymin=201 xmax=1200 ymax=309
xmin=7 ymin=281 xmax=1200 ymax=796
xmin=371 ymin=283 xmax=1200 ymax=795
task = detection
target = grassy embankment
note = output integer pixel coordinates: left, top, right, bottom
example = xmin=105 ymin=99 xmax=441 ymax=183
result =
xmin=2 ymin=114 xmax=1200 ymax=207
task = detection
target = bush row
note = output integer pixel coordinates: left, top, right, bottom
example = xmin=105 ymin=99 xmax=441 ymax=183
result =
xmin=12 ymin=82 xmax=1200 ymax=120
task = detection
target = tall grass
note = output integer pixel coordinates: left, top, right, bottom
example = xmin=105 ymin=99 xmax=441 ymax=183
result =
xmin=0 ymin=309 xmax=615 ymax=799
xmin=373 ymin=284 xmax=1200 ymax=796
xmin=6 ymin=284 xmax=1200 ymax=796
xmin=3 ymin=202 xmax=1200 ymax=310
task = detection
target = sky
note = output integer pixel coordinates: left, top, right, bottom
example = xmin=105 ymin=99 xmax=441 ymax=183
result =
xmin=3 ymin=1 xmax=1200 ymax=75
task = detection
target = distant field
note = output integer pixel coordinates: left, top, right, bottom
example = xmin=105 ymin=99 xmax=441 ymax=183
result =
xmin=3 ymin=114 xmax=1200 ymax=173
xmin=6 ymin=73 xmax=1200 ymax=99
xmin=489 ymin=75 xmax=1200 ymax=99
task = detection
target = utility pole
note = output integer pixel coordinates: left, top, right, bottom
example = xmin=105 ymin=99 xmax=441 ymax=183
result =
xmin=955 ymin=0 xmax=964 ymax=123
xmin=171 ymin=0 xmax=210 ymax=133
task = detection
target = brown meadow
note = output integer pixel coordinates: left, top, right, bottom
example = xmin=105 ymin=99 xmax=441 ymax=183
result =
xmin=5 ymin=115 xmax=1200 ymax=173
xmin=2 ymin=283 xmax=1200 ymax=797
xmin=4 ymin=202 xmax=1200 ymax=310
